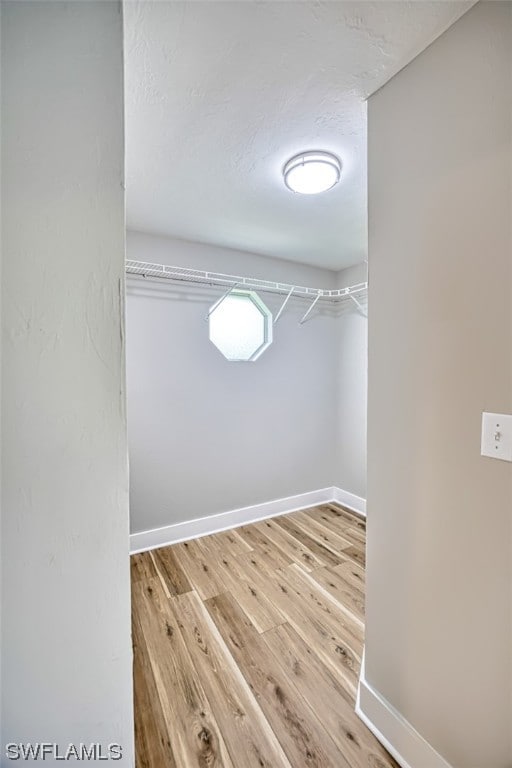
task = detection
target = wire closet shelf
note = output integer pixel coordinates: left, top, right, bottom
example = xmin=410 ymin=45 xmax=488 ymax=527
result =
xmin=125 ymin=260 xmax=368 ymax=306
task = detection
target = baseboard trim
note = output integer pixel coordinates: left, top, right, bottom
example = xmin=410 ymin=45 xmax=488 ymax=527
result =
xmin=130 ymin=485 xmax=365 ymax=554
xmin=331 ymin=486 xmax=366 ymax=517
xmin=356 ymin=657 xmax=453 ymax=768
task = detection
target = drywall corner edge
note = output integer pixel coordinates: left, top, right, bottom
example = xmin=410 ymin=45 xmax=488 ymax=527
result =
xmin=129 ymin=486 xmax=365 ymax=553
xmin=356 ymin=658 xmax=454 ymax=768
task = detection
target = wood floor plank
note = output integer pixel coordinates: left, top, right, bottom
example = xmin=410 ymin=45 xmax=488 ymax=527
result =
xmin=335 ymin=556 xmax=366 ymax=588
xmin=174 ymin=590 xmax=292 ymax=768
xmin=132 ymin=605 xmax=177 ymax=768
xmin=344 ymin=526 xmax=366 ymax=544
xmin=311 ymin=516 xmax=367 ymax=550
xmin=226 ymin=559 xmax=362 ymax=697
xmin=133 ymin=577 xmax=235 ymax=767
xmin=152 ymin=547 xmax=193 ymax=596
xmin=241 ymin=554 xmax=365 ymax=652
xmin=311 ymin=504 xmax=366 ymax=536
xmin=323 ymin=503 xmax=366 ymax=530
xmin=132 ymin=504 xmax=397 ymax=768
xmin=234 ymin=544 xmax=291 ymax=578
xmin=282 ymin=563 xmax=364 ymax=628
xmin=342 ymin=544 xmax=366 ymax=569
xmin=308 ymin=564 xmax=365 ymax=621
xmin=227 ymin=571 xmax=287 ymax=634
xmin=274 ymin=515 xmax=345 ymax=566
xmin=276 ymin=563 xmax=364 ymax=657
xmin=305 ymin=509 xmax=366 ymax=565
xmin=236 ymin=524 xmax=293 ymax=569
xmin=253 ymin=518 xmax=328 ymax=571
xmin=172 ymin=539 xmax=227 ymax=600
xmin=195 ymin=539 xmax=287 ymax=633
xmin=205 ymin=592 xmax=352 ymax=768
xmin=262 ymin=623 xmax=399 ymax=768
xmin=235 ymin=549 xmax=286 ymax=581
xmin=287 ymin=511 xmax=354 ymax=556
xmin=269 ymin=569 xmax=362 ymax=694
xmin=131 ymin=551 xmax=159 ymax=583
xmin=306 ymin=510 xmax=353 ymax=540
xmin=208 ymin=528 xmax=254 ymax=556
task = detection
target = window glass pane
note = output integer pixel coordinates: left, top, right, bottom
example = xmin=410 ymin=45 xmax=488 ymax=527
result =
xmin=209 ymin=291 xmax=272 ymax=361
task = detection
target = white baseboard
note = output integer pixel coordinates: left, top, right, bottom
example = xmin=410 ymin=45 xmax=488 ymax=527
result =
xmin=130 ymin=485 xmax=365 ymax=554
xmin=356 ymin=656 xmax=453 ymax=768
xmin=331 ymin=486 xmax=366 ymax=517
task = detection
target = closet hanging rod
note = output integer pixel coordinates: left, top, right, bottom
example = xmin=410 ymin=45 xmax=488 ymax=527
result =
xmin=125 ymin=260 xmax=367 ymax=303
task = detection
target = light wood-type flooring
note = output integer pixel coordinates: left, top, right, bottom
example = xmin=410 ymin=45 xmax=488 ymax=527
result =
xmin=131 ymin=503 xmax=398 ymax=768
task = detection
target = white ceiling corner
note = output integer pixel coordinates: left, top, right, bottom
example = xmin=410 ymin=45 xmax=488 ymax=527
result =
xmin=124 ymin=0 xmax=474 ymax=270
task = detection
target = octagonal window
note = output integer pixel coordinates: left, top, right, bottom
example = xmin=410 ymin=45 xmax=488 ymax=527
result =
xmin=209 ymin=289 xmax=273 ymax=361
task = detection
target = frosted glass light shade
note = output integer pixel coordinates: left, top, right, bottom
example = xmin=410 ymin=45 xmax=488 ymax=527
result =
xmin=209 ymin=290 xmax=273 ymax=362
xmin=283 ymin=151 xmax=341 ymax=195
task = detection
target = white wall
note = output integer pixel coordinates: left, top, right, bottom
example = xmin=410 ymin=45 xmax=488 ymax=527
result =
xmin=365 ymin=3 xmax=512 ymax=767
xmin=1 ymin=2 xmax=133 ymax=760
xmin=336 ymin=262 xmax=367 ymax=498
xmin=127 ymin=231 xmax=345 ymax=533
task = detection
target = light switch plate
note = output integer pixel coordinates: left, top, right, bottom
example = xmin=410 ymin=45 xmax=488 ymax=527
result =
xmin=481 ymin=412 xmax=512 ymax=462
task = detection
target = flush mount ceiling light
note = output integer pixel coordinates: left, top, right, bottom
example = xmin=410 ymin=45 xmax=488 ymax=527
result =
xmin=283 ymin=150 xmax=341 ymax=195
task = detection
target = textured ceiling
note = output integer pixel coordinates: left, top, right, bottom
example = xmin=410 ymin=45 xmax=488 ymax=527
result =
xmin=125 ymin=1 xmax=473 ymax=270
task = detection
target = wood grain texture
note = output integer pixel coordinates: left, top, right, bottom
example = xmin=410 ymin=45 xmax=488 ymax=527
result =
xmin=262 ymin=623 xmax=396 ymax=768
xmin=205 ymin=592 xmax=351 ymax=768
xmin=175 ymin=591 xmax=292 ymax=767
xmin=152 ymin=547 xmax=193 ymax=596
xmin=132 ymin=606 xmax=176 ymax=768
xmin=308 ymin=564 xmax=365 ymax=622
xmin=131 ymin=551 xmax=159 ymax=584
xmin=133 ymin=576 xmax=235 ymax=766
xmin=132 ymin=504 xmax=399 ymax=768
xmin=253 ymin=517 xmax=327 ymax=570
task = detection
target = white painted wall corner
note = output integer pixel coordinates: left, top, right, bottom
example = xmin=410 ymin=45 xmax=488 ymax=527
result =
xmin=130 ymin=485 xmax=366 ymax=553
xmin=331 ymin=486 xmax=366 ymax=516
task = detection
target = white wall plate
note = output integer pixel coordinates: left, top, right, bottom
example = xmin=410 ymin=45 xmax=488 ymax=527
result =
xmin=481 ymin=412 xmax=512 ymax=462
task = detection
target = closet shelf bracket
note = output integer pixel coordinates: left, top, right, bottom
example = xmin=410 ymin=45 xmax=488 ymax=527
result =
xmin=349 ymin=294 xmax=367 ymax=318
xmin=299 ymin=293 xmax=322 ymax=325
xmin=274 ymin=286 xmax=295 ymax=324
xmin=204 ymin=282 xmax=240 ymax=320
